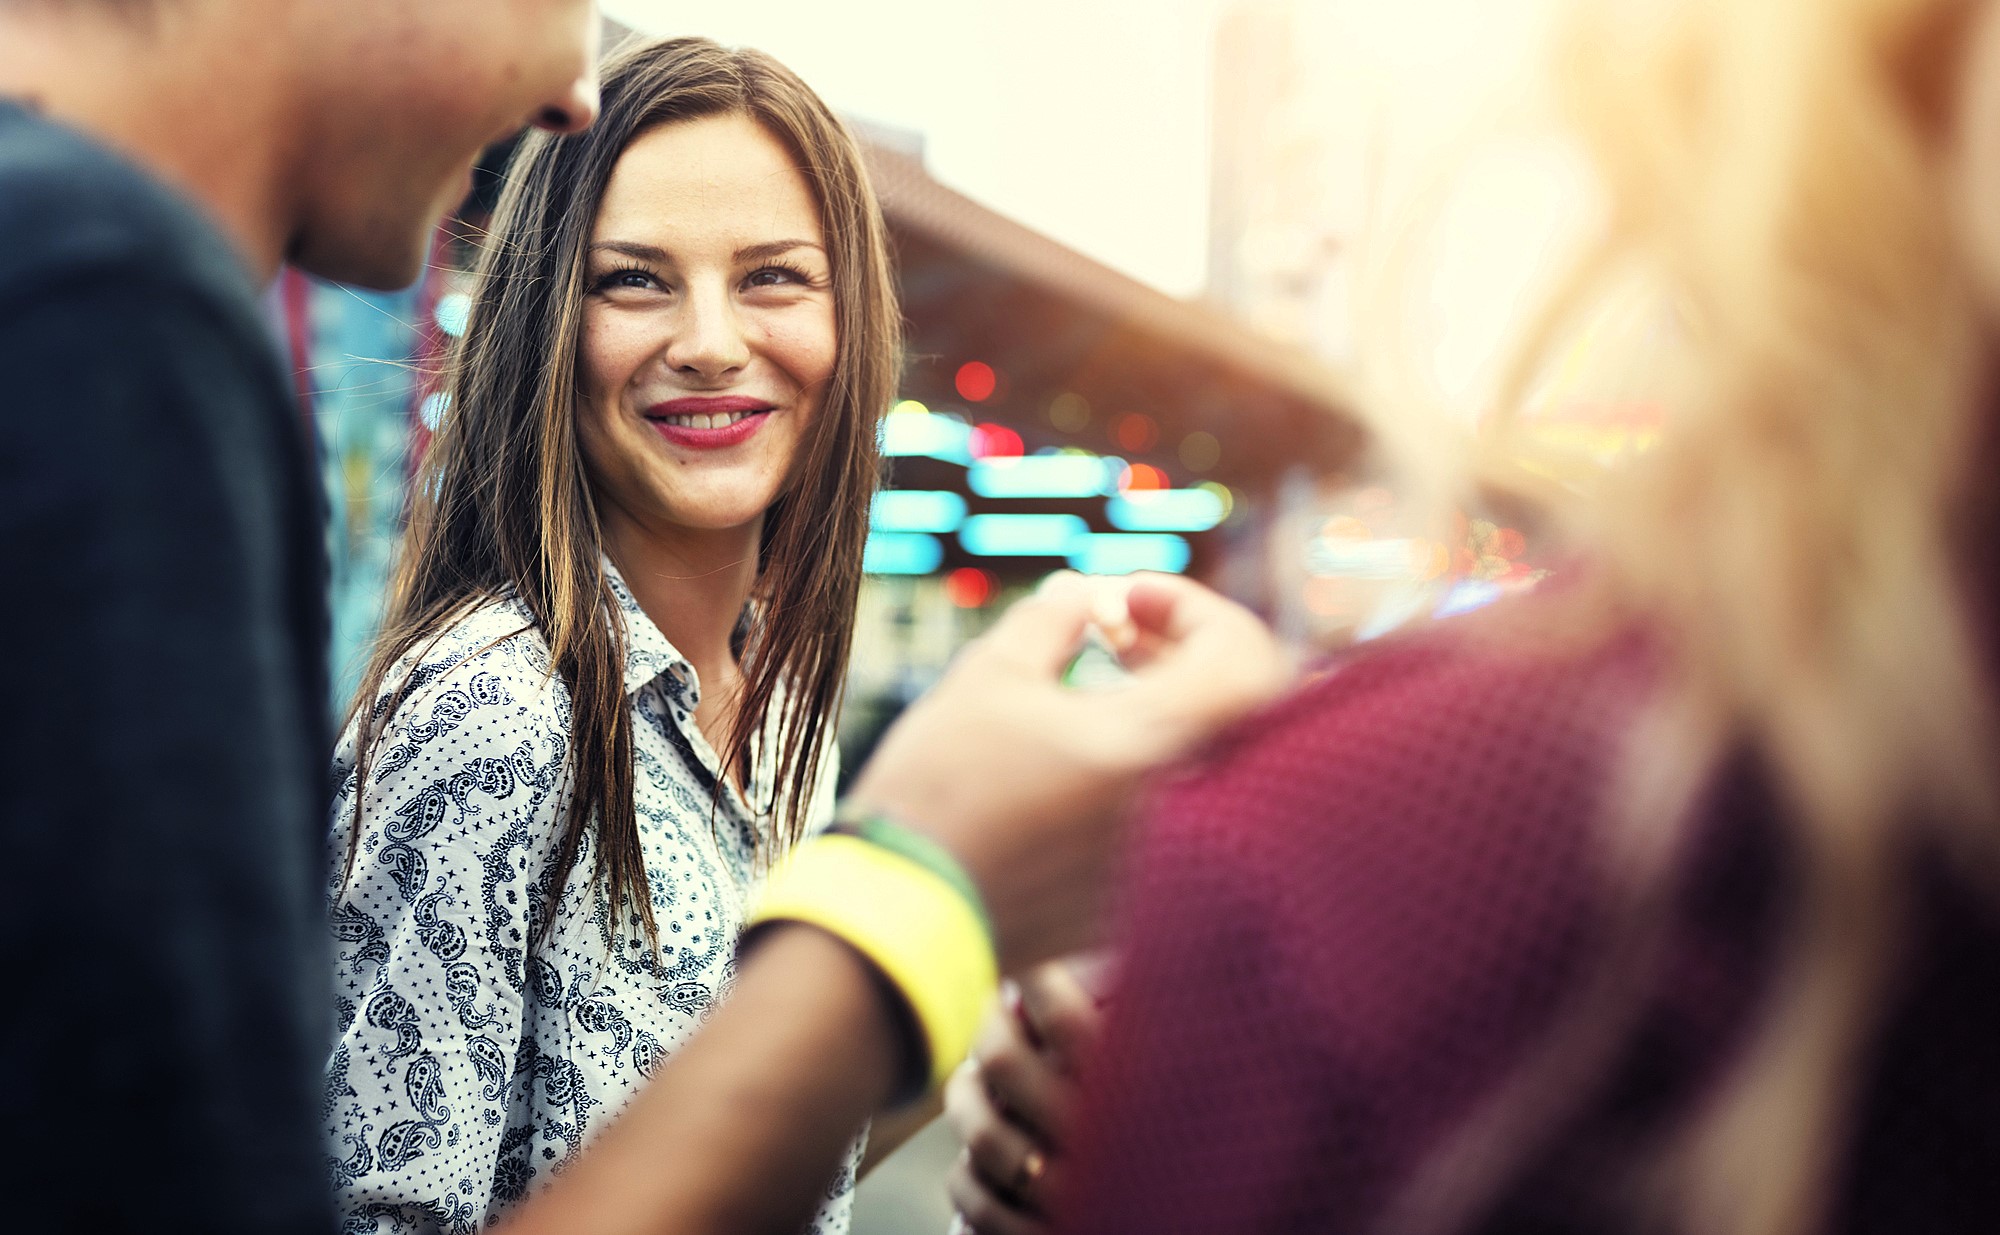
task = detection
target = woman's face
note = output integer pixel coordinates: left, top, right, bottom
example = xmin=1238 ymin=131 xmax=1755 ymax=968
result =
xmin=577 ymin=113 xmax=836 ymax=542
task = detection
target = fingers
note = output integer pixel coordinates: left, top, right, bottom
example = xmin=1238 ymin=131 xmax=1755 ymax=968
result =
xmin=1121 ymin=571 xmax=1236 ymax=634
xmin=1111 ymin=575 xmax=1290 ymax=748
xmin=1010 ymin=967 xmax=1103 ymax=1076
xmin=972 ymin=1002 xmax=1075 ymax=1145
xmin=943 ymin=1058 xmax=989 ymax=1139
xmin=963 ymin=580 xmax=1095 ymax=679
xmin=948 ymin=1154 xmax=1049 ymax=1235
xmin=944 ymin=1063 xmax=1050 ymax=1206
xmin=944 ymin=965 xmax=1099 ymax=1235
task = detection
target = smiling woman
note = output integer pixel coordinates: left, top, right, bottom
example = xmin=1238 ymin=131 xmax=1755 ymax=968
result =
xmin=578 ymin=113 xmax=837 ymax=546
xmin=323 ymin=36 xmax=900 ymax=1235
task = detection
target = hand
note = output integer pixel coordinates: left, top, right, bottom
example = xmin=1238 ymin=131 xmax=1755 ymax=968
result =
xmin=846 ymin=572 xmax=1288 ymax=970
xmin=945 ymin=963 xmax=1104 ymax=1235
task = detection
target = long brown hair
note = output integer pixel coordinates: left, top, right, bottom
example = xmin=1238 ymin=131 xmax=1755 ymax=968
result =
xmin=343 ymin=36 xmax=900 ymax=947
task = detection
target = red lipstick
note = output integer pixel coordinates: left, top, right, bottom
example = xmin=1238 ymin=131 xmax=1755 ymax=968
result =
xmin=643 ymin=396 xmax=774 ymax=450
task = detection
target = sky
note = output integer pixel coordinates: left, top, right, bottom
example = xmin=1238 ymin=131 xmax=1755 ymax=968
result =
xmin=603 ymin=0 xmax=1228 ymax=298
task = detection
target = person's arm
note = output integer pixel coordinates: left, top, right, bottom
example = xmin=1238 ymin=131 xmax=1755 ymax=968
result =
xmin=497 ymin=573 xmax=1287 ymax=1235
xmin=500 ymin=925 xmax=904 ymax=1235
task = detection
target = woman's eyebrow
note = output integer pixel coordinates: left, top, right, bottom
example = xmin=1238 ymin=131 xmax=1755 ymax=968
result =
xmin=737 ymin=239 xmax=825 ymax=263
xmin=589 ymin=240 xmax=670 ymax=264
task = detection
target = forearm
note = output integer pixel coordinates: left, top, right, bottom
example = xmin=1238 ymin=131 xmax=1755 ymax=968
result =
xmin=496 ymin=926 xmax=902 ymax=1235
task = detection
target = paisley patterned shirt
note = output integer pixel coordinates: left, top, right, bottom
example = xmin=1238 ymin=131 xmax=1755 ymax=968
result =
xmin=323 ymin=566 xmax=853 ymax=1234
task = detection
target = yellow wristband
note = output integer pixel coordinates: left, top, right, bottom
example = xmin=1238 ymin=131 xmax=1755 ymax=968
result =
xmin=747 ymin=833 xmax=998 ymax=1095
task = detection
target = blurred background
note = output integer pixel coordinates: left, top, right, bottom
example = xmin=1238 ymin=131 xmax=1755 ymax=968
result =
xmin=282 ymin=2 xmax=1656 ymax=1228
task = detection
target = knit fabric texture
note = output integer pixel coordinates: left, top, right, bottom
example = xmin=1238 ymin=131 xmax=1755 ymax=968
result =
xmin=1058 ymin=610 xmax=2000 ymax=1234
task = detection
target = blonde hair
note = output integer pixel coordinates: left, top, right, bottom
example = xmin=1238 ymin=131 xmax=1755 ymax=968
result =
xmin=1378 ymin=0 xmax=2000 ymax=1231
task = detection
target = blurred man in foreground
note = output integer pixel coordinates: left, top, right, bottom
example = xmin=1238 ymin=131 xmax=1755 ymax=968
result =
xmin=0 ymin=2 xmax=599 ymax=1228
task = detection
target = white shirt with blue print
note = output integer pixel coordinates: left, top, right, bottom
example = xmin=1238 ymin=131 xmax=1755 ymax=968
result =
xmin=323 ymin=564 xmax=853 ymax=1234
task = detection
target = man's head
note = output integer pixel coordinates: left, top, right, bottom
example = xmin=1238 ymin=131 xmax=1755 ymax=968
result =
xmin=283 ymin=0 xmax=602 ymax=288
xmin=1 ymin=0 xmax=602 ymax=290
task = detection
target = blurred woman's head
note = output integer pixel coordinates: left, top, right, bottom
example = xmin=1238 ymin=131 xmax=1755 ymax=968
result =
xmin=1379 ymin=1 xmax=2000 ymax=1231
xmin=351 ymin=35 xmax=900 ymax=943
xmin=1540 ymin=0 xmax=1997 ymax=824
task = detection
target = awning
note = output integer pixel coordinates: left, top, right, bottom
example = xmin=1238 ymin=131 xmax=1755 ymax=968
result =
xmin=864 ymin=139 xmax=1361 ymax=488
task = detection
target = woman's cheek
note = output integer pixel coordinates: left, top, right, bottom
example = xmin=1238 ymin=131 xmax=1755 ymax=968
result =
xmin=758 ymin=307 xmax=839 ymax=390
xmin=579 ymin=310 xmax=659 ymax=403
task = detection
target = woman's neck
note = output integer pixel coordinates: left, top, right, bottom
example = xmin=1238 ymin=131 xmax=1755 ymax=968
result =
xmin=599 ymin=511 xmax=763 ymax=739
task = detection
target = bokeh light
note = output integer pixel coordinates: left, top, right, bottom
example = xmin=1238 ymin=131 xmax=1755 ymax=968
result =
xmin=960 ymin=513 xmax=1089 ymax=556
xmin=434 ymin=292 xmax=470 ymax=338
xmin=1108 ymin=489 xmax=1226 ymax=532
xmin=943 ymin=567 xmax=996 ymax=608
xmin=1070 ymin=533 xmax=1191 ymax=576
xmin=969 ymin=422 xmax=1024 ymax=459
xmin=1118 ymin=462 xmax=1170 ymax=492
xmin=955 ymin=361 xmax=998 ymax=403
xmin=1048 ymin=392 xmax=1091 ymax=432
xmin=969 ymin=455 xmax=1112 ymax=498
xmin=1113 ymin=412 xmax=1160 ymax=453
xmin=1178 ymin=430 xmax=1221 ymax=472
xmin=862 ymin=532 xmax=945 ymax=575
xmin=871 ymin=489 xmax=968 ymax=534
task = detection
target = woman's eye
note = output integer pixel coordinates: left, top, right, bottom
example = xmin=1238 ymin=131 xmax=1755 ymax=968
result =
xmin=744 ymin=265 xmax=813 ymax=289
xmin=595 ymin=268 xmax=661 ymax=292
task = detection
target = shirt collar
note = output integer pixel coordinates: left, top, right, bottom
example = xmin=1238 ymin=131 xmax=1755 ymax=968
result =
xmin=603 ymin=558 xmax=701 ymax=703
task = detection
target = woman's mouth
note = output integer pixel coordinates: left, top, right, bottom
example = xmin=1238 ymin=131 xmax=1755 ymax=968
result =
xmin=653 ymin=410 xmax=758 ymax=430
xmin=643 ymin=398 xmax=775 ymax=449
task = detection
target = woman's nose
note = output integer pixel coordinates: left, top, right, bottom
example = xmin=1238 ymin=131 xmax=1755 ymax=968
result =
xmin=665 ymin=289 xmax=751 ymax=379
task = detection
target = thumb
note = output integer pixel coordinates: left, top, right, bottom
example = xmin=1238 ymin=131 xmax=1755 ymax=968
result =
xmin=969 ymin=581 xmax=1095 ymax=680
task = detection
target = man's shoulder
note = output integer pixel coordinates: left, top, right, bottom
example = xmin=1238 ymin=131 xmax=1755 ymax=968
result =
xmin=0 ymin=101 xmax=255 ymax=316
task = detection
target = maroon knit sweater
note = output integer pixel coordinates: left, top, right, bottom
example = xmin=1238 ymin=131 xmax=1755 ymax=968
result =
xmin=1057 ymin=611 xmax=2000 ymax=1234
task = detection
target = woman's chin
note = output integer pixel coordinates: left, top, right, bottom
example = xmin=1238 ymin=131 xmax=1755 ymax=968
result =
xmin=648 ymin=505 xmax=772 ymax=539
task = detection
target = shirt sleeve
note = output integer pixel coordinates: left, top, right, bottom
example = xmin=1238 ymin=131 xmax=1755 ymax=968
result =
xmin=0 ymin=272 xmax=332 ymax=1232
xmin=325 ymin=645 xmax=573 ymax=1234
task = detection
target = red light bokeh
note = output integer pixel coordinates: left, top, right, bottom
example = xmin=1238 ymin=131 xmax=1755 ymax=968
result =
xmin=1113 ymin=412 xmax=1159 ymax=452
xmin=956 ymin=361 xmax=998 ymax=403
xmin=944 ymin=567 xmax=996 ymax=608
xmin=970 ymin=422 xmax=1024 ymax=459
